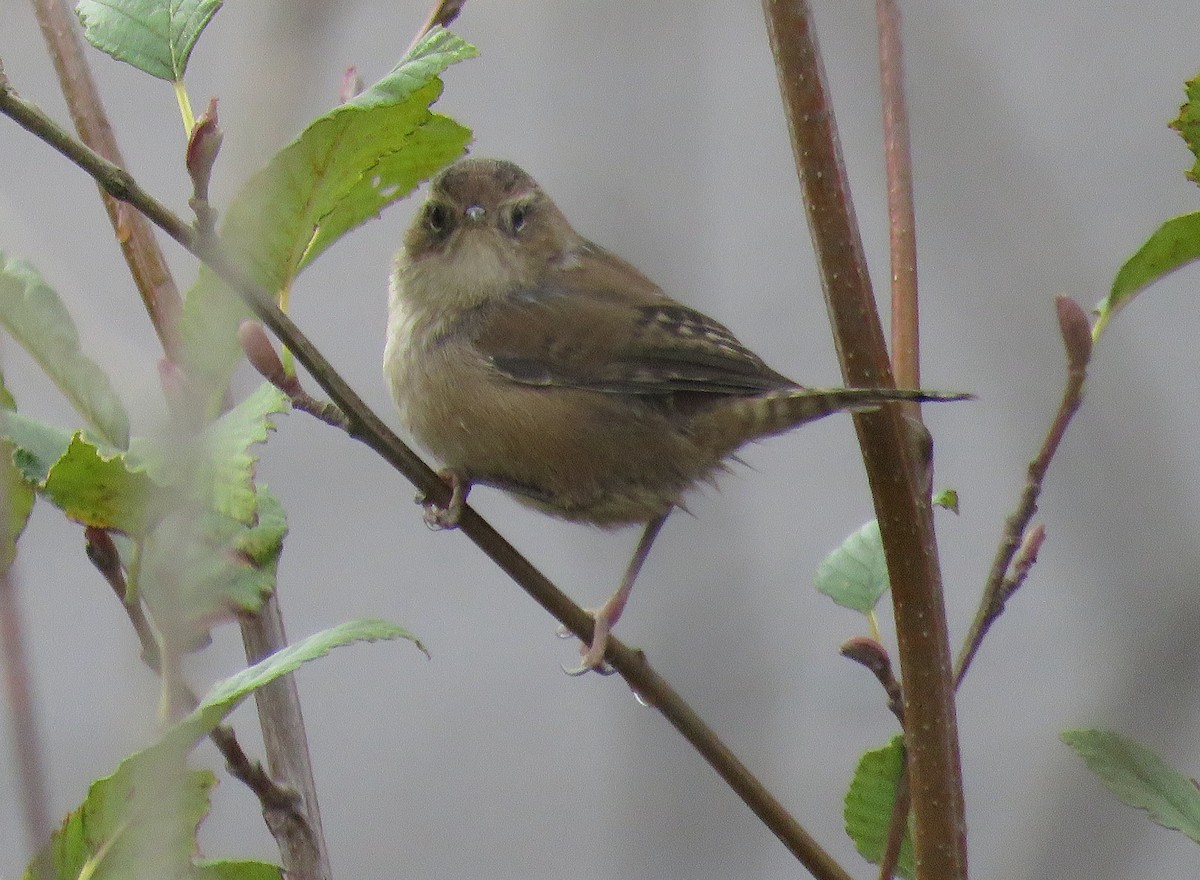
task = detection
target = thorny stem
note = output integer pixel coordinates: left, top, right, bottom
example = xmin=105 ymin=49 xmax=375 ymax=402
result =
xmin=0 ymin=74 xmax=852 ymax=880
xmin=760 ymin=2 xmax=967 ymax=877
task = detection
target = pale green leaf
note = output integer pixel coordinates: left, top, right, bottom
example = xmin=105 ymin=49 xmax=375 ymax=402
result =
xmin=165 ymin=618 xmax=425 ymax=751
xmin=128 ymin=383 xmax=288 ymax=524
xmin=1169 ymin=73 xmax=1200 ymax=184
xmin=1062 ymin=728 xmax=1200 ymax=843
xmin=0 ymin=413 xmax=158 ymax=535
xmin=1095 ymin=212 xmax=1200 ymax=340
xmin=815 ymin=520 xmax=889 ymax=614
xmin=195 ymin=860 xmax=283 ymax=880
xmin=23 ymin=747 xmax=214 ymax=880
xmin=137 ymin=485 xmax=287 ymax=646
xmin=204 ymin=383 xmax=288 ymax=523
xmin=42 ymin=433 xmax=159 ymax=534
xmin=0 ymin=371 xmax=34 ymax=570
xmin=844 ymin=735 xmax=915 ymax=880
xmin=23 ymin=619 xmax=413 ymax=880
xmin=0 ymin=253 xmax=130 ymax=448
xmin=179 ymin=27 xmax=475 ymax=393
xmin=0 ymin=411 xmax=73 ymax=485
xmin=76 ymin=0 xmax=223 ymax=81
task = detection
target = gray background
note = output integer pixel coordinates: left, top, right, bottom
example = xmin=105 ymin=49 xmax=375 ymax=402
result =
xmin=3 ymin=2 xmax=1200 ymax=878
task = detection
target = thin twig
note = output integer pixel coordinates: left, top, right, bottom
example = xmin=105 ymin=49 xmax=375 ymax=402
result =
xmin=955 ymin=297 xmax=1090 ymax=684
xmin=877 ymin=764 xmax=911 ymax=880
xmin=760 ymin=3 xmax=967 ymax=878
xmin=875 ymin=0 xmax=919 ymax=395
xmin=406 ymin=0 xmax=467 ymax=55
xmin=0 ymin=565 xmax=52 ymax=863
xmin=0 ymin=75 xmax=852 ymax=880
xmin=29 ymin=0 xmax=183 ymax=361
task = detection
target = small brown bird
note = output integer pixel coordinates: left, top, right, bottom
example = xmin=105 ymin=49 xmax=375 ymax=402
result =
xmin=385 ymin=157 xmax=966 ymax=673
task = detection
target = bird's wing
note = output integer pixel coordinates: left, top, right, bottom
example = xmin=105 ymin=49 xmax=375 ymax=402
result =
xmin=469 ymin=280 xmax=798 ymax=396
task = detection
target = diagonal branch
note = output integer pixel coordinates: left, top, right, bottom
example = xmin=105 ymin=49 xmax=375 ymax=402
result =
xmin=0 ymin=74 xmax=853 ymax=880
xmin=30 ymin=0 xmax=183 ymax=360
xmin=956 ymin=297 xmax=1091 ymax=684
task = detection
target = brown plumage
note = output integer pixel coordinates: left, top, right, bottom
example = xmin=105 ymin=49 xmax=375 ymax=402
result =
xmin=385 ymin=157 xmax=967 ymax=672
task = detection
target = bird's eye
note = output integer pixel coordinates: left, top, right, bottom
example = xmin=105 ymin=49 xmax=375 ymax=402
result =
xmin=507 ymin=202 xmax=530 ymax=233
xmin=423 ymin=202 xmax=451 ymax=235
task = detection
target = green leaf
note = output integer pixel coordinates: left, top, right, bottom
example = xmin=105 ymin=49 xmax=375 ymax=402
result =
xmin=129 ymin=382 xmax=288 ymax=524
xmin=815 ymin=520 xmax=889 ymax=614
xmin=24 ymin=747 xmax=215 ymax=880
xmin=0 ymin=372 xmax=35 ymax=570
xmin=0 ymin=411 xmax=73 ymax=485
xmin=195 ymin=860 xmax=283 ymax=880
xmin=75 ymin=0 xmax=223 ymax=81
xmin=1062 ymin=729 xmax=1200 ymax=843
xmin=137 ymin=485 xmax=288 ymax=646
xmin=42 ymin=433 xmax=159 ymax=534
xmin=23 ymin=619 xmax=415 ymax=880
xmin=932 ymin=488 xmax=960 ymax=514
xmin=1170 ymin=73 xmax=1200 ymax=184
xmin=165 ymin=618 xmax=425 ymax=752
xmin=0 ymin=253 xmax=130 ymax=448
xmin=1095 ymin=212 xmax=1200 ymax=339
xmin=844 ymin=735 xmax=915 ymax=880
xmin=0 ymin=413 xmax=159 ymax=535
xmin=179 ymin=27 xmax=475 ymax=393
xmin=203 ymin=383 xmax=288 ymax=523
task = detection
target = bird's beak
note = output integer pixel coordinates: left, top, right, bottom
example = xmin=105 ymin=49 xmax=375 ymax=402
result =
xmin=465 ymin=205 xmax=485 ymax=222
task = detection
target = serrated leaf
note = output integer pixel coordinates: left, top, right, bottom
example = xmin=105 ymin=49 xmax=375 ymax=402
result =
xmin=137 ymin=486 xmax=286 ymax=648
xmin=179 ymin=27 xmax=475 ymax=393
xmin=165 ymin=618 xmax=424 ymax=751
xmin=204 ymin=383 xmax=288 ymax=523
xmin=129 ymin=383 xmax=288 ymax=524
xmin=1062 ymin=729 xmax=1200 ymax=843
xmin=815 ymin=520 xmax=889 ymax=614
xmin=24 ymin=746 xmax=215 ymax=880
xmin=844 ymin=735 xmax=915 ymax=880
xmin=0 ymin=413 xmax=159 ymax=535
xmin=1095 ymin=212 xmax=1200 ymax=340
xmin=23 ymin=619 xmax=411 ymax=880
xmin=0 ymin=253 xmax=130 ymax=448
xmin=42 ymin=433 xmax=160 ymax=534
xmin=75 ymin=0 xmax=223 ymax=81
xmin=1170 ymin=73 xmax=1200 ymax=184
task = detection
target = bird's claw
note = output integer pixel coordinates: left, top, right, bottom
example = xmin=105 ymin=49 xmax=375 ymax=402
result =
xmin=557 ymin=614 xmax=616 ymax=676
xmin=417 ymin=470 xmax=468 ymax=530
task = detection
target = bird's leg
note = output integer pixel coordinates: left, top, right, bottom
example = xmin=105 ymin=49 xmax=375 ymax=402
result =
xmin=565 ymin=511 xmax=671 ymax=676
xmin=420 ymin=469 xmax=470 ymax=529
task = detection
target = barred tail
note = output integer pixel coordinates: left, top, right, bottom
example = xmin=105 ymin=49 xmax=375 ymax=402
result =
xmin=693 ymin=387 xmax=971 ymax=456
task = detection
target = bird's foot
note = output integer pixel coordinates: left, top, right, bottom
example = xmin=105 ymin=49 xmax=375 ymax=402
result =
xmin=418 ymin=470 xmax=469 ymax=529
xmin=558 ymin=612 xmax=617 ymax=676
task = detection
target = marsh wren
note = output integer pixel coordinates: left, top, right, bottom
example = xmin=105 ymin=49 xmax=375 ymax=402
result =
xmin=385 ymin=157 xmax=965 ymax=673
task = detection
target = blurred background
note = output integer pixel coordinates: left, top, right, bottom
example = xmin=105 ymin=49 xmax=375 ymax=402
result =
xmin=2 ymin=2 xmax=1199 ymax=878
